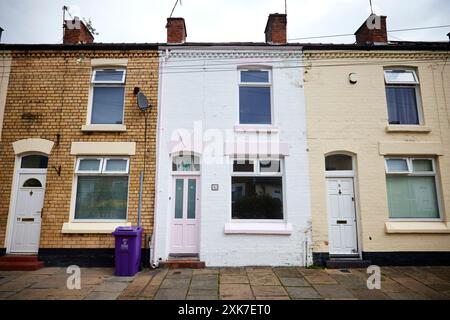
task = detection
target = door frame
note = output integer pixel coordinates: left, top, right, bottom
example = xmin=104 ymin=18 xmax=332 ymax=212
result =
xmin=5 ymin=154 xmax=48 ymax=254
xmin=169 ymin=174 xmax=201 ymax=255
xmin=325 ymin=154 xmax=362 ymax=259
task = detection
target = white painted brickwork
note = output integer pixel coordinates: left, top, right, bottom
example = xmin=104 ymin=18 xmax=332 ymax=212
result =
xmin=154 ymin=49 xmax=311 ymax=266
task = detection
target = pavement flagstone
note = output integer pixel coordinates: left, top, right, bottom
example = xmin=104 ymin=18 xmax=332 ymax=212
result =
xmin=0 ymin=266 xmax=449 ymax=300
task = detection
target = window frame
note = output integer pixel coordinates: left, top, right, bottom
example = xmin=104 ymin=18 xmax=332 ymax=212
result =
xmin=230 ymin=157 xmax=285 ymax=222
xmin=385 ymin=157 xmax=442 ymax=221
xmin=102 ymin=158 xmax=130 ymax=175
xmin=238 ymin=67 xmax=273 ymax=125
xmin=384 ymin=68 xmax=424 ymax=126
xmin=384 ymin=157 xmax=411 ymax=174
xmin=71 ymin=156 xmax=130 ymax=222
xmin=384 ymin=69 xmax=419 ymax=85
xmin=87 ymin=68 xmax=127 ymax=126
xmin=91 ymin=69 xmax=127 ymax=84
xmin=171 ymin=154 xmax=201 ymax=175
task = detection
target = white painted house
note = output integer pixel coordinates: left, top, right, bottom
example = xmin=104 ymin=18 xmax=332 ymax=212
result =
xmin=152 ymin=15 xmax=311 ymax=267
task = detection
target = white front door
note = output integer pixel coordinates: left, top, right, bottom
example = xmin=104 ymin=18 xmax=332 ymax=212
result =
xmin=170 ymin=176 xmax=200 ymax=254
xmin=326 ymin=178 xmax=358 ymax=256
xmin=10 ymin=173 xmax=46 ymax=253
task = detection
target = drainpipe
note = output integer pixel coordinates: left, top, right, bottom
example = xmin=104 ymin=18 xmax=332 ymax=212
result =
xmin=150 ymin=51 xmax=167 ymax=269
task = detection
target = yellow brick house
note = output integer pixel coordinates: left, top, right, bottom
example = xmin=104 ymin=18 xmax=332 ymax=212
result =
xmin=304 ymin=15 xmax=450 ymax=267
xmin=0 ymin=20 xmax=159 ymax=268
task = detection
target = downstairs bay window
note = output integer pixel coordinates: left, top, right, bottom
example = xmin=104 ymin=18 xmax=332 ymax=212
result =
xmin=385 ymin=158 xmax=440 ymax=219
xmin=74 ymin=157 xmax=129 ymax=220
xmin=231 ymin=159 xmax=283 ymax=220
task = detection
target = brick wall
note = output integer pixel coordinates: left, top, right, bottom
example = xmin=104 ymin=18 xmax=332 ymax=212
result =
xmin=355 ymin=16 xmax=388 ymax=44
xmin=0 ymin=50 xmax=159 ymax=250
xmin=304 ymin=50 xmax=450 ymax=254
xmin=63 ymin=19 xmax=94 ymax=44
xmin=265 ymin=14 xmax=287 ymax=45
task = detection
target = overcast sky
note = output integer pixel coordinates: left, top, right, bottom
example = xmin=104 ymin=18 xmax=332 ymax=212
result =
xmin=0 ymin=0 xmax=449 ymax=44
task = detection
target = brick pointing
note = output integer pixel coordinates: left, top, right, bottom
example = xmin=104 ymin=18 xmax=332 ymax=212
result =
xmin=265 ymin=14 xmax=287 ymax=45
xmin=0 ymin=50 xmax=159 ymax=251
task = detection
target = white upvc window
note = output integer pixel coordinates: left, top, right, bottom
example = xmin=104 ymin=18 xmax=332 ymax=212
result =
xmin=73 ymin=157 xmax=130 ymax=221
xmin=384 ymin=69 xmax=419 ymax=85
xmin=385 ymin=157 xmax=441 ymax=220
xmin=384 ymin=68 xmax=423 ymax=125
xmin=238 ymin=68 xmax=272 ymax=125
xmin=88 ymin=68 xmax=126 ymax=125
xmin=231 ymin=158 xmax=284 ymax=220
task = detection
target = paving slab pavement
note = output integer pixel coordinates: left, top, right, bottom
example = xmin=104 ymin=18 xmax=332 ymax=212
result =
xmin=1 ymin=266 xmax=449 ymax=300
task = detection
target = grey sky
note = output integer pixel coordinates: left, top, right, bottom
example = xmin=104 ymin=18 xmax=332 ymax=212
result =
xmin=0 ymin=0 xmax=449 ymax=44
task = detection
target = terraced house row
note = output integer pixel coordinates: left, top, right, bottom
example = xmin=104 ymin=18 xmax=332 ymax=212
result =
xmin=0 ymin=12 xmax=449 ymax=270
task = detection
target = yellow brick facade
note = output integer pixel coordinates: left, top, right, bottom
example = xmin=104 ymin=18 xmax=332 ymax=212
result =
xmin=304 ymin=50 xmax=450 ymax=256
xmin=0 ymin=49 xmax=159 ymax=252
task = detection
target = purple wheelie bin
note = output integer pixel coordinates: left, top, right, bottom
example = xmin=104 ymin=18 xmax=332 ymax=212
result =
xmin=112 ymin=226 xmax=143 ymax=276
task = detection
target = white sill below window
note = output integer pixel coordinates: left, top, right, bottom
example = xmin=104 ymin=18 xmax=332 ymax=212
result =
xmin=385 ymin=221 xmax=450 ymax=234
xmin=385 ymin=125 xmax=431 ymax=133
xmin=234 ymin=125 xmax=279 ymax=133
xmin=224 ymin=222 xmax=292 ymax=235
xmin=61 ymin=222 xmax=131 ymax=234
xmin=81 ymin=124 xmax=127 ymax=132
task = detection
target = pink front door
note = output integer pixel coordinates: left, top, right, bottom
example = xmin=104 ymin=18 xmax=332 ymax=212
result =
xmin=170 ymin=176 xmax=200 ymax=254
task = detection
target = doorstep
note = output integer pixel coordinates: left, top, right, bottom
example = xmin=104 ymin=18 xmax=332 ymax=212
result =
xmin=326 ymin=258 xmax=371 ymax=269
xmin=160 ymin=254 xmax=206 ymax=269
xmin=0 ymin=254 xmax=45 ymax=271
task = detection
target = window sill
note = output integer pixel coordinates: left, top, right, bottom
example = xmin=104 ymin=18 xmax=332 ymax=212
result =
xmin=61 ymin=222 xmax=131 ymax=234
xmin=385 ymin=221 xmax=450 ymax=234
xmin=234 ymin=125 xmax=279 ymax=133
xmin=385 ymin=125 xmax=431 ymax=133
xmin=81 ymin=124 xmax=127 ymax=132
xmin=224 ymin=222 xmax=292 ymax=235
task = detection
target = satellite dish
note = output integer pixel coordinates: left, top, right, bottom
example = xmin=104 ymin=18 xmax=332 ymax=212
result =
xmin=137 ymin=91 xmax=150 ymax=111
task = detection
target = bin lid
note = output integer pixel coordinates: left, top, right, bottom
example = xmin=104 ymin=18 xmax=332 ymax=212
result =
xmin=112 ymin=226 xmax=143 ymax=236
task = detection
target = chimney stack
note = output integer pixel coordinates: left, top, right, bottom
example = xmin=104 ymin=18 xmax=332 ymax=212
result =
xmin=166 ymin=17 xmax=187 ymax=44
xmin=265 ymin=13 xmax=287 ymax=45
xmin=447 ymin=32 xmax=450 ymax=42
xmin=354 ymin=14 xmax=388 ymax=45
xmin=63 ymin=18 xmax=94 ymax=44
xmin=0 ymin=27 xmax=3 ymax=43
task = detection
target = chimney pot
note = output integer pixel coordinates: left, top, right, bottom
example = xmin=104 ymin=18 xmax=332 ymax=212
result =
xmin=166 ymin=17 xmax=187 ymax=44
xmin=63 ymin=18 xmax=94 ymax=44
xmin=265 ymin=13 xmax=287 ymax=45
xmin=354 ymin=14 xmax=388 ymax=45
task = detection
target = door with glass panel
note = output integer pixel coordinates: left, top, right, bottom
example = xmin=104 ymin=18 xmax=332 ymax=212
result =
xmin=170 ymin=176 xmax=200 ymax=254
xmin=10 ymin=155 xmax=48 ymax=253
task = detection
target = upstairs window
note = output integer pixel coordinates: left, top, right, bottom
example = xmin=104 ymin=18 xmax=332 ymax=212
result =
xmin=384 ymin=69 xmax=422 ymax=125
xmin=239 ymin=69 xmax=272 ymax=125
xmin=89 ymin=69 xmax=126 ymax=125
